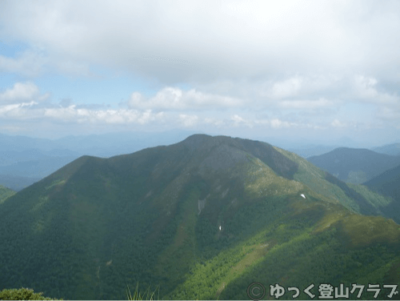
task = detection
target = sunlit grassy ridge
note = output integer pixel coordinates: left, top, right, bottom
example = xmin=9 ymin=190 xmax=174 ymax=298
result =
xmin=0 ymin=184 xmax=15 ymax=204
xmin=0 ymin=135 xmax=399 ymax=300
xmin=274 ymin=147 xmax=361 ymax=210
xmin=347 ymin=183 xmax=392 ymax=209
xmin=274 ymin=146 xmax=396 ymax=217
xmin=169 ymin=195 xmax=400 ymax=300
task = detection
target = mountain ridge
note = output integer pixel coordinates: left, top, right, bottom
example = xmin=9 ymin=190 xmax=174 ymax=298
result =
xmin=1 ymin=134 xmax=399 ymax=300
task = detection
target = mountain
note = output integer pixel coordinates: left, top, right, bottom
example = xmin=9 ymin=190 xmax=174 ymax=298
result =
xmin=0 ymin=131 xmax=192 ymax=190
xmin=372 ymin=143 xmax=400 ymax=156
xmin=308 ymin=147 xmax=400 ymax=184
xmin=0 ymin=134 xmax=399 ymax=300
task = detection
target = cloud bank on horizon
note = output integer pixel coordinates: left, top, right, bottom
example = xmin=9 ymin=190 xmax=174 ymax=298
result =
xmin=0 ymin=0 xmax=399 ymax=146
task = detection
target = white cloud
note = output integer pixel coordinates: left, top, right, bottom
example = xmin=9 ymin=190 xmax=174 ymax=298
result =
xmin=0 ymin=1 xmax=399 ymax=143
xmin=376 ymin=105 xmax=400 ymax=126
xmin=231 ymin=114 xmax=244 ymax=123
xmin=128 ymin=87 xmax=242 ymax=110
xmin=204 ymin=117 xmax=224 ymax=126
xmin=0 ymin=101 xmax=38 ymax=118
xmin=0 ymin=81 xmax=165 ymax=125
xmin=0 ymin=49 xmax=92 ymax=78
xmin=0 ymin=50 xmax=47 ymax=77
xmin=353 ymin=75 xmax=399 ymax=104
xmin=269 ymin=118 xmax=294 ymax=129
xmin=43 ymin=106 xmax=164 ymax=124
xmin=179 ymin=114 xmax=199 ymax=127
xmin=331 ymin=119 xmax=347 ymax=128
xmin=0 ymin=82 xmax=49 ymax=104
xmin=271 ymin=77 xmax=303 ymax=99
xmin=231 ymin=114 xmax=252 ymax=127
xmin=1 ymin=1 xmax=400 ymax=83
xmin=52 ymin=58 xmax=92 ymax=76
xmin=279 ymin=98 xmax=333 ymax=110
xmin=254 ymin=117 xmax=330 ymax=130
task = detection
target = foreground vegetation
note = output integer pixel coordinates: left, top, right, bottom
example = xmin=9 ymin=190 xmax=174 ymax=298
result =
xmin=0 ymin=285 xmax=159 ymax=301
xmin=0 ymin=288 xmax=59 ymax=300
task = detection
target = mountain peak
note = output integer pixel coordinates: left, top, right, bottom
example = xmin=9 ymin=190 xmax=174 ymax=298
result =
xmin=179 ymin=134 xmax=299 ymax=180
xmin=181 ymin=133 xmax=214 ymax=149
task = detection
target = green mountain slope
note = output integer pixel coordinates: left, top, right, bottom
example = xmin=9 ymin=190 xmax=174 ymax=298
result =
xmin=0 ymin=135 xmax=399 ymax=300
xmin=0 ymin=185 xmax=15 ymax=204
xmin=274 ymin=147 xmax=395 ymax=219
xmin=308 ymin=147 xmax=400 ymax=184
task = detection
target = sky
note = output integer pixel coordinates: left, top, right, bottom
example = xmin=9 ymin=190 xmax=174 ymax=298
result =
xmin=0 ymin=0 xmax=400 ymax=147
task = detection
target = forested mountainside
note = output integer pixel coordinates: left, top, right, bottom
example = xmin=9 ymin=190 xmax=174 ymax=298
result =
xmin=0 ymin=135 xmax=399 ymax=300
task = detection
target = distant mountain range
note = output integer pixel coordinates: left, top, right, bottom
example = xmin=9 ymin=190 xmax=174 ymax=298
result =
xmin=0 ymin=131 xmax=193 ymax=191
xmin=1 ymin=134 xmax=399 ymax=300
xmin=372 ymin=143 xmax=400 ymax=156
xmin=0 ymin=131 xmax=193 ymax=157
xmin=1 ymin=131 xmax=399 ymax=191
xmin=288 ymin=145 xmax=339 ymax=158
xmin=308 ymin=148 xmax=400 ymax=184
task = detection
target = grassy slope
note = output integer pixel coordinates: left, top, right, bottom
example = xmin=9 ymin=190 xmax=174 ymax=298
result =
xmin=166 ymin=149 xmax=400 ymax=300
xmin=0 ymin=185 xmax=15 ymax=204
xmin=275 ymin=147 xmax=400 ymax=221
xmin=0 ymin=136 xmax=399 ymax=300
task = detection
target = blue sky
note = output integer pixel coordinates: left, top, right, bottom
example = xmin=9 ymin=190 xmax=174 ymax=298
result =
xmin=0 ymin=0 xmax=400 ymax=147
